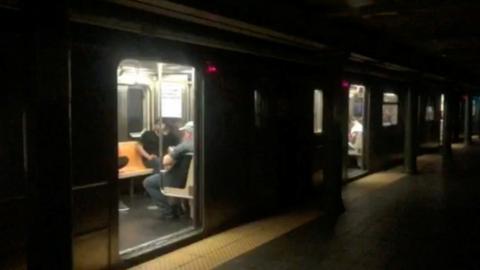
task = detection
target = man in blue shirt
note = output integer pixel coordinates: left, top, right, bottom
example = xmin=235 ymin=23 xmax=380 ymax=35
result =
xmin=143 ymin=121 xmax=194 ymax=220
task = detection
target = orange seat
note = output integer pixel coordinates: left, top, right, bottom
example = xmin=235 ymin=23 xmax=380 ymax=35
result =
xmin=118 ymin=141 xmax=153 ymax=179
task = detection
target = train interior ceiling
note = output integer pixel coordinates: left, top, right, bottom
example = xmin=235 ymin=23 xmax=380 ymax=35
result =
xmin=117 ymin=59 xmax=197 ymax=255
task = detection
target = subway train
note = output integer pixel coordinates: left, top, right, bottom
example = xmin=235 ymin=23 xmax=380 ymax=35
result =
xmin=0 ymin=1 xmax=477 ymax=269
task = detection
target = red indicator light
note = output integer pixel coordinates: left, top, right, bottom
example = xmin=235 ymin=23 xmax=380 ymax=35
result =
xmin=341 ymin=80 xmax=350 ymax=89
xmin=207 ymin=65 xmax=218 ymax=74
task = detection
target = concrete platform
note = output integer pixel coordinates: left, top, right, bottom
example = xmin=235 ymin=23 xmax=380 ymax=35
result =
xmin=133 ymin=142 xmax=480 ymax=269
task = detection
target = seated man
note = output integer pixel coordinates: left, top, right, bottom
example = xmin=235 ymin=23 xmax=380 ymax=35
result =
xmin=348 ymin=119 xmax=364 ymax=168
xmin=143 ymin=121 xmax=194 ymax=220
xmin=348 ymin=119 xmax=363 ymax=154
xmin=137 ymin=119 xmax=179 ymax=172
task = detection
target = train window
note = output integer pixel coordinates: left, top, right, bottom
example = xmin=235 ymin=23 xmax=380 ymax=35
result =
xmin=313 ymin=89 xmax=323 ymax=133
xmin=473 ymin=99 xmax=477 ymax=116
xmin=127 ymin=85 xmax=150 ymax=137
xmin=440 ymin=94 xmax=445 ymax=118
xmin=117 ymin=59 xmax=198 ymax=256
xmin=425 ymin=106 xmax=435 ymax=121
xmin=382 ymin=92 xmax=398 ymax=127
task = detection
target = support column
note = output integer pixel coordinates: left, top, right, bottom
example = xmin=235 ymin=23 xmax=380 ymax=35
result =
xmin=452 ymin=94 xmax=461 ymax=143
xmin=404 ymin=87 xmax=418 ymax=174
xmin=464 ymin=94 xmax=472 ymax=145
xmin=442 ymin=91 xmax=453 ymax=170
xmin=323 ymin=67 xmax=347 ymax=214
xmin=26 ymin=2 xmax=73 ymax=269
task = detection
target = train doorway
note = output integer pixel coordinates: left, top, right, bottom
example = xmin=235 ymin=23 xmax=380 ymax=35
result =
xmin=117 ymin=59 xmax=200 ymax=256
xmin=347 ymin=84 xmax=368 ymax=179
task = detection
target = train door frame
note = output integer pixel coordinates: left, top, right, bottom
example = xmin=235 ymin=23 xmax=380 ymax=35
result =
xmin=344 ymin=81 xmax=370 ymax=180
xmin=308 ymin=74 xmax=332 ymax=192
xmin=364 ymin=86 xmax=371 ymax=171
xmin=418 ymin=90 xmax=437 ymax=151
xmin=113 ymin=52 xmax=205 ymax=265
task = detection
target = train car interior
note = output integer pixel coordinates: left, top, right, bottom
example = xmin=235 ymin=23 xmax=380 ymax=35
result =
xmin=347 ymin=84 xmax=368 ymax=179
xmin=116 ymin=59 xmax=198 ymax=255
xmin=421 ymin=94 xmax=441 ymax=152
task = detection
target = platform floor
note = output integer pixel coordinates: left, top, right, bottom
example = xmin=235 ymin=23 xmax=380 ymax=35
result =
xmin=132 ymin=142 xmax=480 ymax=269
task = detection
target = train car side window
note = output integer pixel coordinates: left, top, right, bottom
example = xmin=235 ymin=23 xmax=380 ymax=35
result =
xmin=425 ymin=106 xmax=435 ymax=121
xmin=127 ymin=85 xmax=150 ymax=138
xmin=440 ymin=94 xmax=445 ymax=119
xmin=313 ymin=89 xmax=323 ymax=133
xmin=382 ymin=92 xmax=399 ymax=127
xmin=473 ymin=99 xmax=477 ymax=116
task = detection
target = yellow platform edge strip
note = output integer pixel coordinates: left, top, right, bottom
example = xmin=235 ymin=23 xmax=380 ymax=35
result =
xmin=131 ymin=210 xmax=319 ymax=270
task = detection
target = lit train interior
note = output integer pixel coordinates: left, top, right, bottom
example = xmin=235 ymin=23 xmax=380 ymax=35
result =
xmin=347 ymin=84 xmax=367 ymax=179
xmin=116 ymin=59 xmax=197 ymax=255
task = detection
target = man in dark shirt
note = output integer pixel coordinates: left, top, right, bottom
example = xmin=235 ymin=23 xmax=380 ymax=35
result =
xmin=143 ymin=121 xmax=194 ymax=219
xmin=137 ymin=119 xmax=179 ymax=172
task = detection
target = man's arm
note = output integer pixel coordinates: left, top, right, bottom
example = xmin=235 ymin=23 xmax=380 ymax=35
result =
xmin=162 ymin=141 xmax=193 ymax=171
xmin=136 ymin=143 xmax=157 ymax=160
xmin=162 ymin=154 xmax=175 ymax=171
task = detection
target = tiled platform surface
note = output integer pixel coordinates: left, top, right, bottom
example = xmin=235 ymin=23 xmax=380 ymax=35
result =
xmin=130 ymin=209 xmax=320 ymax=269
xmin=218 ymin=143 xmax=480 ymax=269
xmin=133 ymin=143 xmax=480 ymax=269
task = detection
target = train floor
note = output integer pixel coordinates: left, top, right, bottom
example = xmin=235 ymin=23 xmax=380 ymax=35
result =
xmin=131 ymin=141 xmax=480 ymax=269
xmin=119 ymin=194 xmax=193 ymax=252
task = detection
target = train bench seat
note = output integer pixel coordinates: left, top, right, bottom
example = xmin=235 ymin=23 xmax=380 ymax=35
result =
xmin=160 ymin=153 xmax=195 ymax=219
xmin=118 ymin=141 xmax=153 ymax=179
xmin=118 ymin=141 xmax=153 ymax=199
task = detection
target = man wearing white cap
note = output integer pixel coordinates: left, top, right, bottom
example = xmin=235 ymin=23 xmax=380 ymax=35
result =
xmin=143 ymin=121 xmax=194 ymax=220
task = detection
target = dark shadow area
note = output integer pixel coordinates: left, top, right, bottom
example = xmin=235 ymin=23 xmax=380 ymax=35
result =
xmin=419 ymin=142 xmax=441 ymax=154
